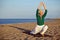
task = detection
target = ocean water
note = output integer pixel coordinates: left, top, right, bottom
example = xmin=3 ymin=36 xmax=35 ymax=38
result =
xmin=0 ymin=19 xmax=53 ymax=24
xmin=0 ymin=19 xmax=36 ymax=24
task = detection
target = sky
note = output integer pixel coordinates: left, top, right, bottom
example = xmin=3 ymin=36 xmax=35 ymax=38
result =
xmin=0 ymin=0 xmax=60 ymax=19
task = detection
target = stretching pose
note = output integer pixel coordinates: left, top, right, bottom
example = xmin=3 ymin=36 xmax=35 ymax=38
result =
xmin=30 ymin=2 xmax=48 ymax=36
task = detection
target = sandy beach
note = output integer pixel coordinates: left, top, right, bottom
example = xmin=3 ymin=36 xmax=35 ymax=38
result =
xmin=0 ymin=19 xmax=60 ymax=40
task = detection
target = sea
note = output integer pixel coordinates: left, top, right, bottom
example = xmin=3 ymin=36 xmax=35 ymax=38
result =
xmin=0 ymin=19 xmax=53 ymax=24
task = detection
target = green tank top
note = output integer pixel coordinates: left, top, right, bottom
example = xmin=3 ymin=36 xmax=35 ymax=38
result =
xmin=36 ymin=9 xmax=47 ymax=26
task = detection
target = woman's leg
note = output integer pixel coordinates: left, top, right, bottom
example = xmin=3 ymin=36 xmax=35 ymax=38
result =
xmin=40 ymin=25 xmax=48 ymax=35
xmin=30 ymin=25 xmax=44 ymax=34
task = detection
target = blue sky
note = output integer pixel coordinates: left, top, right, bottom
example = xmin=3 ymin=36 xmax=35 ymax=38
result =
xmin=0 ymin=0 xmax=60 ymax=19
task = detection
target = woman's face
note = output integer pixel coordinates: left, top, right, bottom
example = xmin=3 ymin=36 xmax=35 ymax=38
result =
xmin=39 ymin=10 xmax=44 ymax=16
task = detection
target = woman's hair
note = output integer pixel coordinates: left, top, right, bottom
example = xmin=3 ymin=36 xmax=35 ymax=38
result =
xmin=39 ymin=10 xmax=44 ymax=14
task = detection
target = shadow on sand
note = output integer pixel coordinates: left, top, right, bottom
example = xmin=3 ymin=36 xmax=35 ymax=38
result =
xmin=10 ymin=26 xmax=53 ymax=37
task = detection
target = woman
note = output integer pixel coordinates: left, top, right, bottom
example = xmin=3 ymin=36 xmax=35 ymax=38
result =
xmin=30 ymin=2 xmax=48 ymax=36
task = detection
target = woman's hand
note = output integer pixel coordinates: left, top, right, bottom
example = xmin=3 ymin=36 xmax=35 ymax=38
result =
xmin=38 ymin=2 xmax=47 ymax=10
xmin=38 ymin=2 xmax=43 ymax=9
xmin=40 ymin=2 xmax=43 ymax=6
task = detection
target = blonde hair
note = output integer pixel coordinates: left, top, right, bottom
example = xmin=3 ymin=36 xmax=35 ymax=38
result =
xmin=39 ymin=10 xmax=44 ymax=15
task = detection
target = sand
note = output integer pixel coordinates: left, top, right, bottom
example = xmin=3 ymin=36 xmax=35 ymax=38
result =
xmin=0 ymin=19 xmax=60 ymax=40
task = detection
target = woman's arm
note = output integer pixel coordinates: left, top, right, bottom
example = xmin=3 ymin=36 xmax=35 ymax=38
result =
xmin=43 ymin=2 xmax=47 ymax=10
xmin=37 ymin=2 xmax=47 ymax=10
xmin=37 ymin=2 xmax=43 ymax=9
xmin=42 ymin=2 xmax=47 ymax=17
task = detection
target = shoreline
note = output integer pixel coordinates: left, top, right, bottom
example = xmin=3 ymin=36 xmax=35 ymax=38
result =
xmin=0 ymin=19 xmax=60 ymax=25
